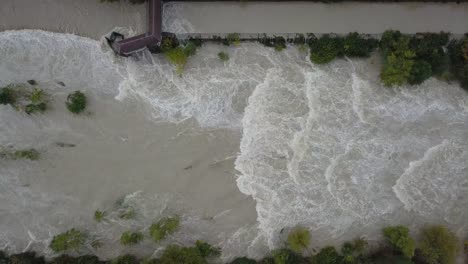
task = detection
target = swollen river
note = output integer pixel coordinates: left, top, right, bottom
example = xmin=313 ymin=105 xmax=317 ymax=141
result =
xmin=0 ymin=30 xmax=467 ymax=260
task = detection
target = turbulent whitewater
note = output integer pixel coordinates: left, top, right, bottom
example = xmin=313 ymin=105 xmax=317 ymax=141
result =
xmin=0 ymin=30 xmax=467 ymax=258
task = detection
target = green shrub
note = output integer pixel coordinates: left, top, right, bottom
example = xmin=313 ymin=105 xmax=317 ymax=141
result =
xmin=120 ymin=231 xmax=144 ymax=246
xmin=448 ymin=37 xmax=468 ymax=91
xmin=0 ymin=87 xmax=17 ymax=105
xmin=410 ymin=32 xmax=449 ymax=75
xmin=9 ymin=252 xmax=45 ymax=264
xmin=272 ymin=249 xmax=307 ymax=264
xmin=50 ymin=255 xmax=101 ymax=264
xmin=273 ymin=37 xmax=287 ymax=52
xmin=287 ymin=227 xmax=310 ymax=253
xmin=310 ymin=35 xmax=344 ymax=64
xmin=161 ymin=36 xmax=178 ymax=53
xmin=183 ymin=41 xmax=197 ymax=57
xmin=227 ymin=33 xmax=241 ymax=46
xmin=25 ymin=103 xmax=47 ymax=115
xmin=159 ymin=245 xmax=206 ymax=264
xmin=218 ymin=52 xmax=229 ymax=61
xmin=111 ymin=255 xmax=139 ymax=264
xmin=310 ymin=246 xmax=343 ymax=264
xmin=409 ymin=60 xmax=432 ymax=85
xmin=165 ymin=47 xmax=188 ymax=74
xmin=419 ymin=225 xmax=458 ymax=264
xmin=195 ymin=240 xmax=221 ymax=258
xmin=94 ymin=210 xmax=106 ymax=222
xmin=341 ymin=238 xmax=368 ymax=263
xmin=380 ymin=32 xmax=416 ymax=87
xmin=382 ymin=226 xmax=415 ymax=258
xmin=50 ymin=229 xmax=87 ymax=252
xmin=66 ymin=91 xmax=87 ymax=114
xmin=343 ymin=32 xmax=378 ymax=57
xmin=230 ymin=257 xmax=257 ymax=264
xmin=149 ymin=216 xmax=180 ymax=242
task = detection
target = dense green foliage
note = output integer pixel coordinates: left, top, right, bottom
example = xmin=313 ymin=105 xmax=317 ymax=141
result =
xmin=195 ymin=240 xmax=221 ymax=258
xmin=159 ymin=245 xmax=206 ymax=264
xmin=50 ymin=255 xmax=101 ymax=264
xmin=380 ymin=31 xmax=416 ymax=86
xmin=49 ymin=229 xmax=87 ymax=252
xmin=149 ymin=216 xmax=180 ymax=242
xmin=0 ymin=87 xmax=17 ymax=105
xmin=111 ymin=255 xmax=139 ymax=264
xmin=230 ymin=257 xmax=257 ymax=264
xmin=383 ymin=225 xmax=415 ymax=258
xmin=120 ymin=231 xmax=144 ymax=245
xmin=309 ymin=33 xmax=378 ymax=64
xmin=227 ymin=33 xmax=241 ymax=46
xmin=419 ymin=225 xmax=458 ymax=264
xmin=287 ymin=227 xmax=311 ymax=253
xmin=66 ymin=91 xmax=87 ymax=114
xmin=448 ymin=37 xmax=468 ymax=90
xmin=341 ymin=238 xmax=368 ymax=263
xmin=310 ymin=246 xmax=343 ymax=264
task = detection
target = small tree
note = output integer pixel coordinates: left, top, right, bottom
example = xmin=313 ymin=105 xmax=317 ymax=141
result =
xmin=309 ymin=35 xmax=344 ymax=64
xmin=149 ymin=216 xmax=180 ymax=242
xmin=227 ymin=33 xmax=241 ymax=46
xmin=382 ymin=226 xmax=415 ymax=258
xmin=419 ymin=225 xmax=458 ymax=264
xmin=287 ymin=227 xmax=311 ymax=253
xmin=409 ymin=60 xmax=432 ymax=85
xmin=66 ymin=91 xmax=87 ymax=114
xmin=120 ymin=231 xmax=144 ymax=246
xmin=50 ymin=229 xmax=87 ymax=252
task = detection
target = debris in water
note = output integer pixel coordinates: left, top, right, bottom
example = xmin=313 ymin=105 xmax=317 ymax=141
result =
xmin=27 ymin=80 xmax=37 ymax=85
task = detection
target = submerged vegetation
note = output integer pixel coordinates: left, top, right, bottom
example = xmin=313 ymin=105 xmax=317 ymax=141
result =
xmin=49 ymin=229 xmax=87 ymax=252
xmin=120 ymin=231 xmax=144 ymax=246
xmin=218 ymin=51 xmax=230 ymax=61
xmin=149 ymin=216 xmax=180 ymax=242
xmin=0 ymin=147 xmax=40 ymax=161
xmin=0 ymin=223 xmax=464 ymax=264
xmin=66 ymin=91 xmax=87 ymax=114
xmin=0 ymin=83 xmax=49 ymax=114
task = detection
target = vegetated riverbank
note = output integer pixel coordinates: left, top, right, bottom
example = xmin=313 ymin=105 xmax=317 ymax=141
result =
xmin=0 ymin=224 xmax=466 ymax=264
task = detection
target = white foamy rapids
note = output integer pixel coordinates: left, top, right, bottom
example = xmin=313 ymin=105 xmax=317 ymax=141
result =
xmin=236 ymin=59 xmax=468 ymax=247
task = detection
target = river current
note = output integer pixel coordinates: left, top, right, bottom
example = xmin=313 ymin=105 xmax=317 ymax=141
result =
xmin=0 ymin=29 xmax=467 ymax=259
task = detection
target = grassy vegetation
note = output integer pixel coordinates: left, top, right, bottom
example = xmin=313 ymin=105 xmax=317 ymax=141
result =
xmin=94 ymin=210 xmax=106 ymax=222
xmin=120 ymin=231 xmax=144 ymax=246
xmin=49 ymin=229 xmax=87 ymax=252
xmin=218 ymin=52 xmax=230 ymax=61
xmin=2 ymin=223 xmax=465 ymax=264
xmin=66 ymin=91 xmax=87 ymax=114
xmin=287 ymin=227 xmax=310 ymax=253
xmin=0 ymin=148 xmax=40 ymax=161
xmin=149 ymin=216 xmax=180 ymax=242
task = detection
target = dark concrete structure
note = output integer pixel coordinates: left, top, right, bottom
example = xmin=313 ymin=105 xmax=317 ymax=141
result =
xmin=108 ymin=0 xmax=162 ymax=56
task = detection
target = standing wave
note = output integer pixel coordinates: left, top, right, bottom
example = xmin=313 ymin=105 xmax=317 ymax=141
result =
xmin=236 ymin=58 xmax=468 ymax=248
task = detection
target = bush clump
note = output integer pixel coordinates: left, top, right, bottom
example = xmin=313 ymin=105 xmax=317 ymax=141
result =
xmin=0 ymin=86 xmax=17 ymax=105
xmin=120 ymin=231 xmax=144 ymax=246
xmin=94 ymin=210 xmax=106 ymax=222
xmin=226 ymin=33 xmax=241 ymax=46
xmin=341 ymin=238 xmax=368 ymax=263
xmin=195 ymin=240 xmax=221 ymax=258
xmin=25 ymin=88 xmax=48 ymax=114
xmin=149 ymin=216 xmax=180 ymax=242
xmin=448 ymin=37 xmax=468 ymax=90
xmin=310 ymin=246 xmax=343 ymax=264
xmin=50 ymin=229 xmax=87 ymax=252
xmin=9 ymin=252 xmax=45 ymax=264
xmin=309 ymin=35 xmax=344 ymax=64
xmin=380 ymin=31 xmax=416 ymax=86
xmin=287 ymin=227 xmax=311 ymax=253
xmin=218 ymin=52 xmax=229 ymax=61
xmin=343 ymin=32 xmax=378 ymax=57
xmin=159 ymin=245 xmax=206 ymax=264
xmin=382 ymin=225 xmax=415 ymax=258
xmin=1 ymin=148 xmax=40 ymax=161
xmin=272 ymin=248 xmax=307 ymax=264
xmin=165 ymin=47 xmax=189 ymax=74
xmin=50 ymin=255 xmax=101 ymax=264
xmin=111 ymin=255 xmax=140 ymax=264
xmin=229 ymin=257 xmax=257 ymax=264
xmin=419 ymin=225 xmax=458 ymax=264
xmin=66 ymin=91 xmax=87 ymax=114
